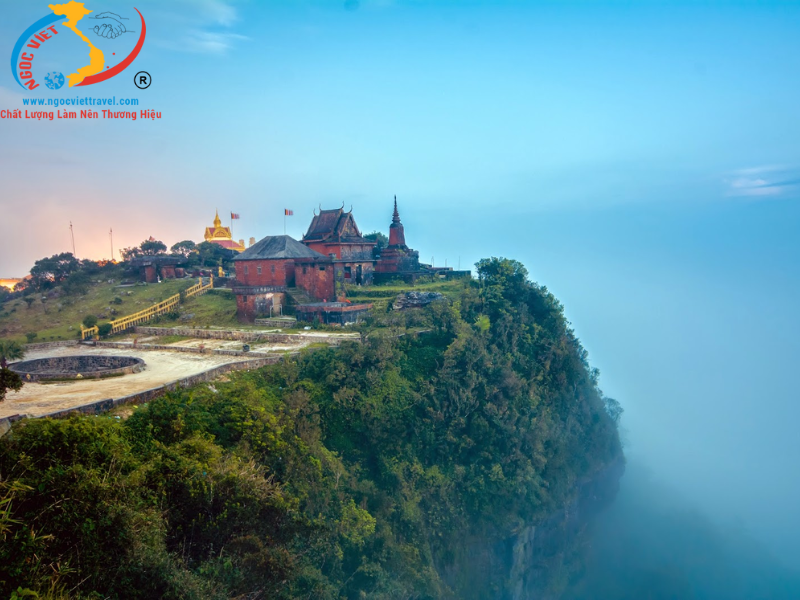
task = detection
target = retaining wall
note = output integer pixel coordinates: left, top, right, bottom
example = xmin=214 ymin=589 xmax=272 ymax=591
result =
xmin=92 ymin=341 xmax=266 ymax=357
xmin=0 ymin=356 xmax=284 ymax=430
xmin=133 ymin=326 xmax=356 ymax=345
xmin=24 ymin=340 xmax=79 ymax=351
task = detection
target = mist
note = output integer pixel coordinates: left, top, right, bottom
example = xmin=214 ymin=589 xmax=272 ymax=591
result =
xmin=565 ymin=462 xmax=800 ymax=599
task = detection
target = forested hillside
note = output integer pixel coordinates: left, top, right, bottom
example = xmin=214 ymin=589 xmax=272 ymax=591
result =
xmin=0 ymin=258 xmax=623 ymax=599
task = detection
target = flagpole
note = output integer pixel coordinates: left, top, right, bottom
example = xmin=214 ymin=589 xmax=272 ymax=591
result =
xmin=284 ymin=210 xmax=286 ymax=235
xmin=110 ymin=228 xmax=114 ymax=261
xmin=69 ymin=221 xmax=76 ymax=256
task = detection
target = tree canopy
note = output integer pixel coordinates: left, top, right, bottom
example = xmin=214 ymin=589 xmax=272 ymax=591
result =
xmin=0 ymin=258 xmax=623 ymax=599
xmin=28 ymin=253 xmax=81 ymax=291
xmin=170 ymin=240 xmax=196 ymax=258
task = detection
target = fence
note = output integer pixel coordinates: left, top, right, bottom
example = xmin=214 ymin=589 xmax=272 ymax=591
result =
xmin=81 ymin=276 xmax=213 ymax=340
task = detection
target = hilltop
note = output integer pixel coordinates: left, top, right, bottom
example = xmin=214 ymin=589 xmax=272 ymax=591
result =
xmin=0 ymin=257 xmax=624 ymax=599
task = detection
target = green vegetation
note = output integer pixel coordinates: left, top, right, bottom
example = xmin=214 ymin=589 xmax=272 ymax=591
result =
xmin=0 ymin=258 xmax=622 ymax=599
xmin=0 ymin=340 xmax=25 ymax=401
xmin=166 ymin=290 xmax=240 ymax=329
xmin=345 ymin=278 xmax=466 ymax=311
xmin=0 ymin=279 xmax=196 ymax=344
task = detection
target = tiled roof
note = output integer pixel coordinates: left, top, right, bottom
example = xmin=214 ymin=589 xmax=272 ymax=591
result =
xmin=302 ymin=208 xmax=372 ymax=244
xmin=233 ymin=235 xmax=329 ymax=261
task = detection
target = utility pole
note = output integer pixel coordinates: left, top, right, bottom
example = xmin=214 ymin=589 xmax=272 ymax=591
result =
xmin=69 ymin=221 xmax=76 ymax=256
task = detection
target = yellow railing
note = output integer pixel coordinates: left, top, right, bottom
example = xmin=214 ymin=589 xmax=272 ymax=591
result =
xmin=81 ymin=276 xmax=213 ymax=340
xmin=183 ymin=276 xmax=213 ymax=300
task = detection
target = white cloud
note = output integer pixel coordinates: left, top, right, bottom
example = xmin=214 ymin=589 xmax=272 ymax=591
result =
xmin=181 ymin=30 xmax=249 ymax=54
xmin=724 ymin=166 xmax=799 ymax=198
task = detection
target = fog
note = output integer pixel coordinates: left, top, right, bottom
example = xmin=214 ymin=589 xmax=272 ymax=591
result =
xmin=565 ymin=462 xmax=800 ymax=599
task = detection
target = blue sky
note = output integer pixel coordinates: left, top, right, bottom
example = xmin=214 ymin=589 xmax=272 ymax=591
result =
xmin=2 ymin=0 xmax=800 ymax=568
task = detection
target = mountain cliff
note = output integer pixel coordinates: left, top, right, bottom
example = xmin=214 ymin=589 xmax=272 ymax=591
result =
xmin=0 ymin=258 xmax=623 ymax=599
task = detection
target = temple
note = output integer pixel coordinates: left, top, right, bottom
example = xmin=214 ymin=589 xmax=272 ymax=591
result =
xmin=230 ymin=198 xmax=468 ymax=323
xmin=301 ymin=206 xmax=376 ymax=296
xmin=204 ymin=210 xmax=246 ymax=252
xmin=374 ymin=196 xmax=420 ymax=278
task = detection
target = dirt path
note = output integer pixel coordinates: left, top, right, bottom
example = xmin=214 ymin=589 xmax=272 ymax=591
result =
xmin=2 ymin=346 xmax=246 ymax=418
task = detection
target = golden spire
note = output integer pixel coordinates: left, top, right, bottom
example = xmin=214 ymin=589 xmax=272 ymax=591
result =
xmin=213 ymin=209 xmax=221 ymax=228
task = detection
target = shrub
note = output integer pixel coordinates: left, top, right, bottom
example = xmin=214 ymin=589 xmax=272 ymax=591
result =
xmin=97 ymin=323 xmax=113 ymax=338
xmin=82 ymin=315 xmax=98 ymax=328
xmin=24 ymin=332 xmax=37 ymax=343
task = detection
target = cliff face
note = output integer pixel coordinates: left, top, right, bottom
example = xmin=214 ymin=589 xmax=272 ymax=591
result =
xmin=441 ymin=456 xmax=626 ymax=600
xmin=0 ymin=263 xmax=625 ymax=600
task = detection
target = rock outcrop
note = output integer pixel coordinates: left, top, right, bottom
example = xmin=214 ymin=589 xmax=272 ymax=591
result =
xmin=392 ymin=291 xmax=445 ymax=310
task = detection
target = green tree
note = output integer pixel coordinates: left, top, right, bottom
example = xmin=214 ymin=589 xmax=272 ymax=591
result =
xmin=23 ymin=297 xmax=35 ymax=310
xmin=0 ymin=340 xmax=25 ymax=402
xmin=170 ymin=240 xmax=196 ymax=258
xmin=364 ymin=231 xmax=388 ymax=250
xmin=0 ymin=340 xmax=24 ymax=369
xmin=120 ymin=246 xmax=142 ymax=261
xmin=189 ymin=241 xmax=236 ymax=269
xmin=139 ymin=239 xmax=167 ymax=256
xmin=24 ymin=332 xmax=37 ymax=344
xmin=82 ymin=315 xmax=98 ymax=329
xmin=29 ymin=253 xmax=81 ymax=291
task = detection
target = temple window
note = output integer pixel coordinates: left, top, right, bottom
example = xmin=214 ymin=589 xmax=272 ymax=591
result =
xmin=257 ymin=266 xmax=262 ymax=275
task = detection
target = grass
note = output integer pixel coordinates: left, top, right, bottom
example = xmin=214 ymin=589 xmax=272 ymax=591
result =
xmin=0 ymin=278 xmax=469 ymax=345
xmin=344 ymin=279 xmax=467 ymax=311
xmin=150 ymin=290 xmax=240 ymax=329
xmin=0 ymin=279 xmax=197 ymax=345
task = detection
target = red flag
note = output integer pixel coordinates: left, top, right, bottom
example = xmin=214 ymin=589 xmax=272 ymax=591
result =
xmin=285 ymin=209 xmax=293 ymax=216
xmin=230 ymin=212 xmax=240 ymax=220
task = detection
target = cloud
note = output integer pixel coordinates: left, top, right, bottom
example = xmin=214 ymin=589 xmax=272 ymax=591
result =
xmin=181 ymin=30 xmax=249 ymax=54
xmin=724 ymin=166 xmax=800 ymax=198
xmin=157 ymin=0 xmax=246 ymax=54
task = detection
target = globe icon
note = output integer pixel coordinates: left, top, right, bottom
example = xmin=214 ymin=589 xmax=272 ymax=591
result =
xmin=45 ymin=71 xmax=65 ymax=90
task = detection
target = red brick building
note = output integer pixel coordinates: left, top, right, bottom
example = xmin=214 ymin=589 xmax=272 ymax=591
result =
xmin=232 ymin=235 xmax=334 ymax=320
xmin=375 ymin=197 xmax=421 ymax=275
xmin=302 ymin=207 xmax=376 ymax=296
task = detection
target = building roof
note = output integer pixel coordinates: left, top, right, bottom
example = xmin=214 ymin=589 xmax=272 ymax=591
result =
xmin=209 ymin=238 xmax=246 ymax=251
xmin=302 ymin=208 xmax=374 ymax=245
xmin=233 ymin=235 xmax=330 ymax=261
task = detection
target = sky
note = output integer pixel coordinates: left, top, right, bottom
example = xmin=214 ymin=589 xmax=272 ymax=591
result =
xmin=2 ymin=0 xmax=800 ymax=569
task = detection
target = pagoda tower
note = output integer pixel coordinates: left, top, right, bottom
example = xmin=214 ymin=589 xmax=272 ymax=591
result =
xmin=375 ymin=196 xmax=420 ymax=274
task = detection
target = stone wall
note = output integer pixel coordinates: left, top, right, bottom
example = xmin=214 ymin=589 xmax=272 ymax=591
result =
xmin=24 ymin=340 xmax=79 ymax=351
xmin=94 ymin=341 xmax=259 ymax=357
xmin=10 ymin=355 xmax=145 ymax=382
xmin=133 ymin=326 xmax=355 ymax=345
xmin=2 ymin=357 xmax=283 ymax=428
